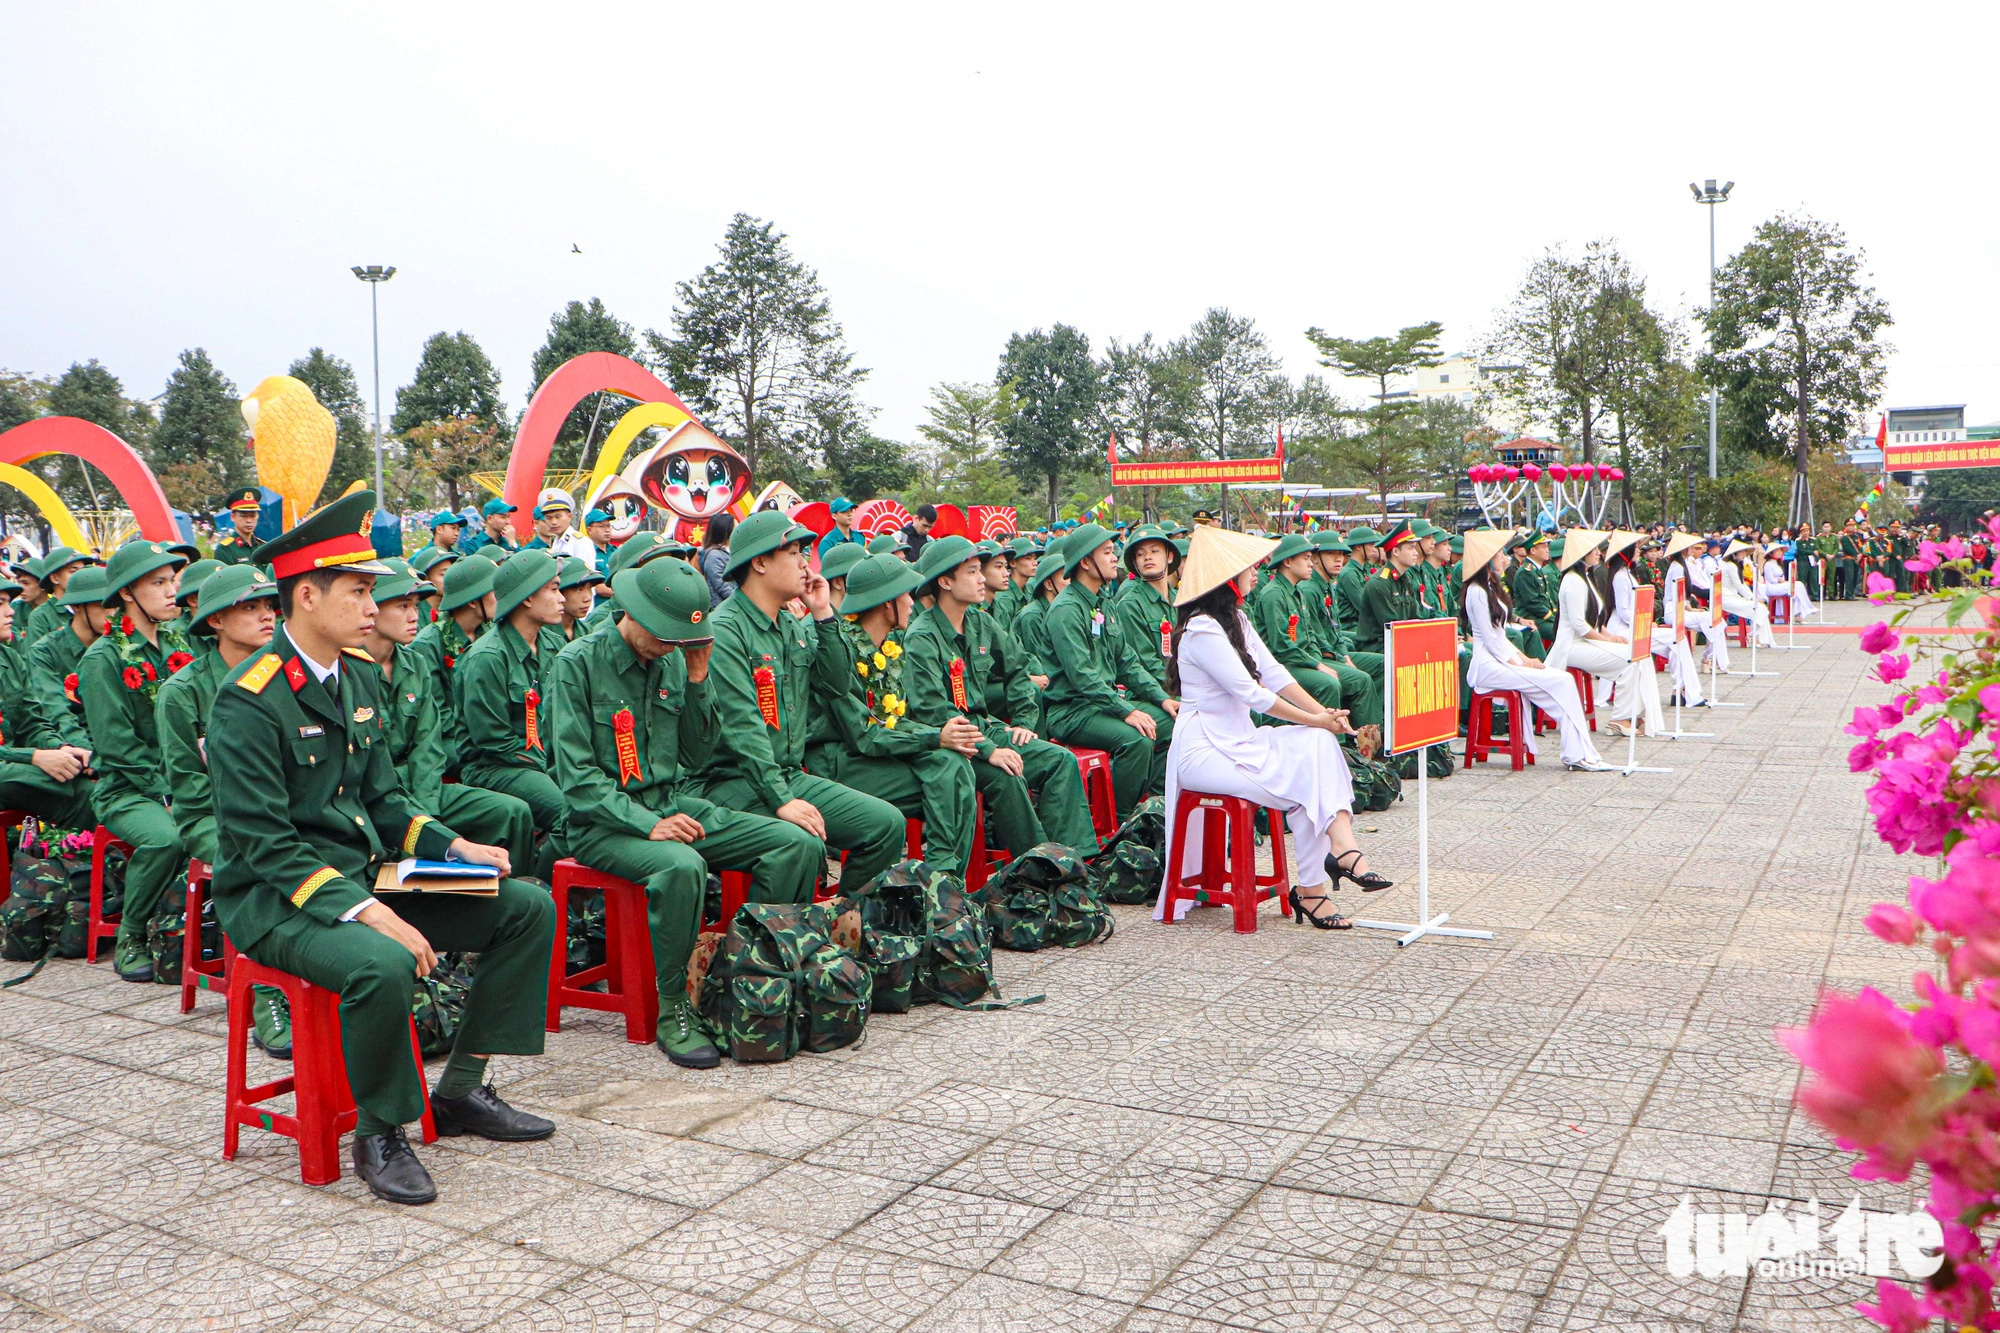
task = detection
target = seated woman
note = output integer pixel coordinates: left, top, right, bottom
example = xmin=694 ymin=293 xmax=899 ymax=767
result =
xmin=1464 ymin=532 xmax=1616 ymax=768
xmin=1530 ymin=530 xmax=1623 ymax=769
xmin=1759 ymin=540 xmax=1818 ymax=621
xmin=1156 ymin=527 xmax=1389 ymax=933
xmin=1719 ymin=540 xmax=1777 ymax=646
xmin=1599 ymin=533 xmax=1669 ymax=738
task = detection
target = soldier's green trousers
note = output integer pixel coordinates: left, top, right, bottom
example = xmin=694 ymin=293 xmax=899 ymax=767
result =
xmin=92 ymin=788 xmax=183 ymax=949
xmin=438 ymin=784 xmax=537 ymax=884
xmin=980 ymin=736 xmax=1101 ymax=857
xmin=570 ymin=800 xmax=822 ymax=1001
xmin=461 ymin=763 xmax=568 ymax=880
xmin=701 ymin=771 xmax=904 ymax=891
xmin=238 ymin=877 xmax=555 ymax=1128
xmin=1837 ymin=561 xmax=1858 ymax=599
xmin=1322 ymin=661 xmax=1382 ymax=730
xmin=1046 ymin=701 xmax=1173 ymax=821
xmin=0 ymin=763 xmax=94 ymax=833
xmin=808 ymin=747 xmax=975 ymax=878
xmin=1801 ymin=559 xmax=1822 ymax=601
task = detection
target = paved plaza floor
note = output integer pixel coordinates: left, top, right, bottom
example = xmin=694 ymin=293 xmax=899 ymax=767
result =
xmin=0 ymin=614 xmax=1920 ymax=1331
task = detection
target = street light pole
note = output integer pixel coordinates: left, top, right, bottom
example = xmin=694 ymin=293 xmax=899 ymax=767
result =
xmin=1689 ymin=180 xmax=1733 ymax=481
xmin=351 ymin=265 xmax=396 ymax=502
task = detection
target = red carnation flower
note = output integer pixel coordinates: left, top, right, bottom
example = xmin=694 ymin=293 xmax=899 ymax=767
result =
xmin=141 ymin=661 xmax=156 ymax=682
xmin=166 ymin=652 xmax=193 ymax=673
xmin=62 ymin=672 xmax=78 ymax=700
xmin=119 ymin=616 xmax=134 ymax=635
xmin=121 ymin=666 xmax=143 ymax=690
xmin=444 ymin=654 xmax=455 ymax=669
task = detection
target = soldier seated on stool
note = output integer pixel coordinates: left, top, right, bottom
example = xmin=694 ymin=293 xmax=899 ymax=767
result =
xmin=207 ymin=492 xmax=557 ymax=1207
xmin=0 ymin=568 xmax=96 ymax=833
xmin=28 ymin=565 xmax=112 ymax=755
xmin=455 ymin=550 xmax=571 ymax=880
xmin=553 ymin=557 xmax=822 ymax=1068
xmin=20 ymin=546 xmax=96 ymax=652
xmin=157 ymin=564 xmax=293 ymax=1057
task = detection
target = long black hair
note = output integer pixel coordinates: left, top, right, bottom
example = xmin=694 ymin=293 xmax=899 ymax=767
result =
xmin=1460 ymin=560 xmax=1511 ymax=634
xmin=1584 ymin=559 xmax=1615 ymax=630
xmin=1165 ymin=579 xmax=1257 ymax=695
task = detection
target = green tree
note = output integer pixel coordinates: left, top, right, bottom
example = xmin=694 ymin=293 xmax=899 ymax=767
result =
xmin=646 ymin=214 xmax=867 ymax=480
xmin=528 ymin=298 xmax=638 ymax=471
xmin=822 ymin=428 xmax=916 ymax=502
xmin=1306 ymin=320 xmax=1444 ymax=517
xmin=403 ymin=416 xmax=504 ymax=513
xmin=911 ymin=380 xmax=1016 ymax=502
xmin=288 ymin=348 xmax=375 ymax=502
xmin=1700 ymin=212 xmax=1893 ymax=526
xmin=44 ymin=360 xmax=158 ymax=513
xmin=0 ymin=380 xmax=34 ymax=435
xmin=1099 ymin=334 xmax=1196 ymax=521
xmin=391 ymin=332 xmax=506 ymax=436
xmin=1175 ymin=309 xmax=1280 ymax=525
xmin=996 ymin=324 xmax=1102 ymax=522
xmin=1486 ymin=244 xmax=1645 ymax=464
xmin=154 ymin=348 xmax=251 ymax=499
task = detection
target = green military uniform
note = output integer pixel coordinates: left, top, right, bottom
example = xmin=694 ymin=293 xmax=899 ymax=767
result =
xmin=1303 ymin=533 xmax=1382 ymax=729
xmin=1511 ymin=549 xmax=1557 ymax=645
xmin=803 ymin=558 xmax=977 ymax=876
xmin=1354 ymin=526 xmax=1426 ymax=661
xmin=454 ymin=550 xmax=571 ymax=879
xmin=1334 ymin=527 xmax=1383 ymax=628
xmin=1890 ymin=526 xmax=1914 ymax=593
xmin=27 ymin=576 xmax=99 ymax=752
xmin=209 ymin=533 xmax=257 ymax=566
xmin=554 ymin=559 xmax=821 ymax=1063
xmin=698 ymin=513 xmax=904 ymax=887
xmin=1039 ymin=524 xmax=1173 ymax=819
xmin=989 ymin=537 xmax=1043 ymax=632
xmin=0 ymin=575 xmax=94 ymax=831
xmin=1247 ymin=536 xmax=1343 ymax=712
xmin=403 ymin=596 xmax=482 ymax=782
xmin=1836 ymin=528 xmax=1861 ymax=599
xmin=80 ymin=542 xmax=197 ymax=978
xmin=904 ymin=539 xmax=1100 ymax=857
xmin=1111 ymin=527 xmax=1177 ymax=692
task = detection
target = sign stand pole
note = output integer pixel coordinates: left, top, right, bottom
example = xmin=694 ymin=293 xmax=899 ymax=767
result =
xmin=1351 ymin=746 xmax=1494 ymax=946
xmin=1706 ymin=645 xmax=1745 ymax=708
xmin=1616 ymin=724 xmax=1672 ymax=776
xmin=1654 ymin=575 xmax=1712 ymax=739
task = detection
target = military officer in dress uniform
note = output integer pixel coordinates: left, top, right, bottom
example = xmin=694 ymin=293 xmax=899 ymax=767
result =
xmin=904 ymin=537 xmax=1101 ymax=856
xmin=555 ymin=557 xmax=822 ymax=1068
xmin=209 ymin=489 xmax=262 ymax=566
xmin=1353 ymin=520 xmax=1426 ymax=664
xmin=1510 ymin=532 xmax=1558 ymax=646
xmin=455 ymin=549 xmax=571 ymax=879
xmin=80 ymin=540 xmax=197 ymax=981
xmin=1040 ymin=522 xmax=1178 ymax=819
xmin=698 ymin=511 xmax=906 ymax=887
xmin=1248 ymin=533 xmax=1346 ymax=712
xmin=208 ymin=491 xmax=555 ymax=1206
xmin=155 ymin=564 xmax=292 ymax=1055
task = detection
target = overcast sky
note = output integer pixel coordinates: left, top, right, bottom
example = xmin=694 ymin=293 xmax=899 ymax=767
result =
xmin=7 ymin=1 xmax=1997 ymax=450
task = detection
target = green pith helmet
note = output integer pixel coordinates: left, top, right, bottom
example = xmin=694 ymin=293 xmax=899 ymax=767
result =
xmin=102 ymin=538 xmax=189 ymax=604
xmin=1008 ymin=536 xmax=1043 ymax=561
xmin=1309 ymin=529 xmax=1350 ymax=553
xmin=558 ymin=555 xmax=603 ymax=591
xmin=491 ymin=549 xmax=560 ymax=618
xmin=1059 ymin=522 xmax=1113 ymax=575
xmin=866 ymin=534 xmax=903 ymax=556
xmin=973 ymin=539 xmax=1003 ymax=561
xmin=32 ymin=546 xmax=90 ymax=580
xmin=1033 ymin=534 xmax=1071 ymax=592
xmin=612 ymin=557 xmax=714 ymax=644
xmin=413 ymin=545 xmax=458 ymax=576
xmin=725 ymin=511 xmax=814 ymax=576
xmin=57 ymin=566 xmax=109 ymax=608
xmin=176 ymin=559 xmax=222 ymax=605
xmin=469 ymin=544 xmax=509 ymax=564
xmin=1344 ymin=526 xmax=1384 ymax=548
xmin=437 ymin=558 xmax=498 ymax=613
xmin=914 ymin=535 xmax=977 ymax=584
xmin=1267 ymin=533 xmax=1313 ymax=565
xmin=368 ymin=567 xmax=432 ymax=606
xmin=821 ymin=543 xmax=870 ymax=582
xmin=606 ymin=532 xmax=661 ymax=579
xmin=192 ymin=565 xmax=280 ymax=632
xmin=1121 ymin=525 xmax=1180 ymax=576
xmin=842 ymin=554 xmax=926 ymax=615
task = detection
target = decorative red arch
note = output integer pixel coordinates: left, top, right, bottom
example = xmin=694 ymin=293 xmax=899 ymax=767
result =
xmin=504 ymin=353 xmax=699 ymax=541
xmin=0 ymin=417 xmax=179 ymax=541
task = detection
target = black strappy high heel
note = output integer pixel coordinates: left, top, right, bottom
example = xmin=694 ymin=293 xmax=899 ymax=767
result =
xmin=1327 ymin=849 xmax=1393 ymax=892
xmin=1289 ymin=887 xmax=1353 ymax=930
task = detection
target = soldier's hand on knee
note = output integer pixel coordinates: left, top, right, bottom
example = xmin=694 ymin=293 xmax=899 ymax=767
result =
xmin=31 ymin=748 xmax=83 ymax=781
xmin=987 ymin=748 xmax=1025 ymax=777
xmin=775 ymin=798 xmax=826 ymax=841
xmin=650 ymin=814 xmax=705 ymax=843
xmin=447 ymin=838 xmax=512 ymax=878
xmin=1007 ymin=726 xmax=1036 ymax=747
xmin=1124 ymin=710 xmax=1157 ymax=740
xmin=940 ymin=717 xmax=983 ymax=756
xmin=356 ymin=901 xmax=438 ymax=978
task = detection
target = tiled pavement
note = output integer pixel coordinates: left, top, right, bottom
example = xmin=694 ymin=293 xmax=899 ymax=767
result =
xmin=0 ymin=612 xmax=1921 ymax=1331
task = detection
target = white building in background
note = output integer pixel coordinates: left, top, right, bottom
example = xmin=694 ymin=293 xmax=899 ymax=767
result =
xmin=1405 ymin=354 xmax=1529 ymax=436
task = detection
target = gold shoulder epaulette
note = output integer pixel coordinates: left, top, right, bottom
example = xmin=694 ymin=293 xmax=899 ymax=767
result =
xmin=237 ymin=654 xmax=281 ymax=693
xmin=341 ymin=646 xmax=376 ymax=663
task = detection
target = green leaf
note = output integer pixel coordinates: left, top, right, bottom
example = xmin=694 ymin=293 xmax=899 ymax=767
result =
xmin=1947 ymin=592 xmax=1979 ymax=627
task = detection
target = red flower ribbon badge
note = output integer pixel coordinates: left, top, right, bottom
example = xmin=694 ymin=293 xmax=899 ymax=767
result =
xmin=1286 ymin=613 xmax=1299 ymax=643
xmin=63 ymin=673 xmax=79 ymax=703
xmin=121 ymin=666 xmax=144 ymax=691
xmin=753 ymin=666 xmax=779 ymax=728
xmin=166 ymin=652 xmax=194 ymax=674
xmin=524 ymin=688 xmax=542 ymax=751
xmin=1159 ymin=619 xmax=1172 ymax=659
xmin=611 ymin=707 xmax=642 ymax=784
xmin=949 ymin=658 xmax=968 ymax=710
xmin=141 ymin=661 xmax=156 ymax=682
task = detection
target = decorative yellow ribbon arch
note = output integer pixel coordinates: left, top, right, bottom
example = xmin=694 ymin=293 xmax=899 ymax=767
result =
xmin=0 ymin=463 xmax=92 ymax=553
xmin=585 ymin=401 xmax=692 ymax=504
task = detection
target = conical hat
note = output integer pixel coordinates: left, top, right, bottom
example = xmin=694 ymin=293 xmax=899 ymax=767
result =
xmin=1724 ymin=538 xmax=1754 ymax=557
xmin=1174 ymin=527 xmax=1278 ymax=606
xmin=1663 ymin=531 xmax=1703 ymax=560
xmin=1558 ymin=529 xmax=1608 ymax=572
xmin=1606 ymin=530 xmax=1644 ymax=560
xmin=1459 ymin=529 xmax=1511 ymax=584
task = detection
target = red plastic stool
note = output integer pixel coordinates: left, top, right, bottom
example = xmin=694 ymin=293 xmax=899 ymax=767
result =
xmin=1729 ymin=617 xmax=1748 ymax=648
xmin=1160 ymin=791 xmax=1290 ymax=933
xmin=86 ymin=825 xmax=133 ymax=963
xmin=1768 ymin=593 xmax=1791 ymax=625
xmin=1533 ymin=669 xmax=1593 ymax=736
xmin=859 ymin=805 xmax=1001 ymax=893
xmin=0 ymin=809 xmax=28 ymax=905
xmin=1466 ymin=689 xmax=1535 ymax=771
xmin=223 ymin=955 xmax=435 ymax=1187
xmin=547 ymin=859 xmax=659 ymax=1044
xmin=180 ymin=859 xmax=232 ymax=1013
xmin=1064 ymin=746 xmax=1118 ymax=839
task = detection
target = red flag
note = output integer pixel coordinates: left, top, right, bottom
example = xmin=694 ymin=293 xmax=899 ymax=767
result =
xmin=1276 ymin=425 xmax=1286 ymax=466
xmin=1876 ymin=413 xmax=1888 ymax=453
xmin=1107 ymin=430 xmax=1119 ymax=466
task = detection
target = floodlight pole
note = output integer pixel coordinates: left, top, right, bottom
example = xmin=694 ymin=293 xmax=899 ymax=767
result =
xmin=352 ymin=265 xmax=397 ymax=502
xmin=1690 ymin=180 xmax=1733 ymax=480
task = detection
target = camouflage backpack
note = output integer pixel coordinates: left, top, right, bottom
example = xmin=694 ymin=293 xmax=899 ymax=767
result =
xmin=698 ymin=901 xmax=872 ymax=1063
xmin=414 ymin=954 xmax=478 ymax=1058
xmin=1391 ymin=743 xmax=1456 ymax=782
xmin=1087 ymin=797 xmax=1166 ymax=906
xmin=0 ymin=856 xmax=80 ymax=986
xmin=1346 ymin=746 xmax=1403 ymax=813
xmin=836 ymin=859 xmax=1018 ymax=1012
xmin=974 ymin=843 xmax=1114 ymax=952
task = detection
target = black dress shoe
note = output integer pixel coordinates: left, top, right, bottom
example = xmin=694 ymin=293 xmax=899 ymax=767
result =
xmin=353 ymin=1127 xmax=437 ymax=1205
xmin=430 ymin=1084 xmax=556 ymax=1142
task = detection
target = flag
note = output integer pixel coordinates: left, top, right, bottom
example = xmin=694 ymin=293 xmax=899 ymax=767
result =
xmin=1107 ymin=430 xmax=1119 ymax=466
xmin=1092 ymin=493 xmax=1114 ymax=520
xmin=1875 ymin=412 xmax=1888 ymax=455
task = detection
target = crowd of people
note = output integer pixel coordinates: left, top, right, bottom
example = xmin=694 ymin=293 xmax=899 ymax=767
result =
xmin=0 ymin=476 xmax=1905 ymax=1206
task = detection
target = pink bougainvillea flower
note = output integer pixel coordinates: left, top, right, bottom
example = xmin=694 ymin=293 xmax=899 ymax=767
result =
xmin=1867 ymin=571 xmax=1898 ymax=602
xmin=1856 ymin=1277 xmax=1937 ymax=1333
xmin=1914 ymin=678 xmax=1949 ymax=707
xmin=1778 ymin=987 xmax=1943 ymax=1172
xmin=1874 ymin=653 xmax=1911 ymax=684
xmin=1859 ymin=622 xmax=1901 ymax=654
xmin=1865 ymin=903 xmax=1920 ymax=946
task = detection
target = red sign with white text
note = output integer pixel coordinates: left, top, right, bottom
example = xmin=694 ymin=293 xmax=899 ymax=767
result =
xmin=1384 ymin=618 xmax=1459 ymax=755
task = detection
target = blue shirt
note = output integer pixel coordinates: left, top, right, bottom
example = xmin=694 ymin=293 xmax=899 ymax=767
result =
xmin=817 ymin=527 xmax=863 ymax=560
